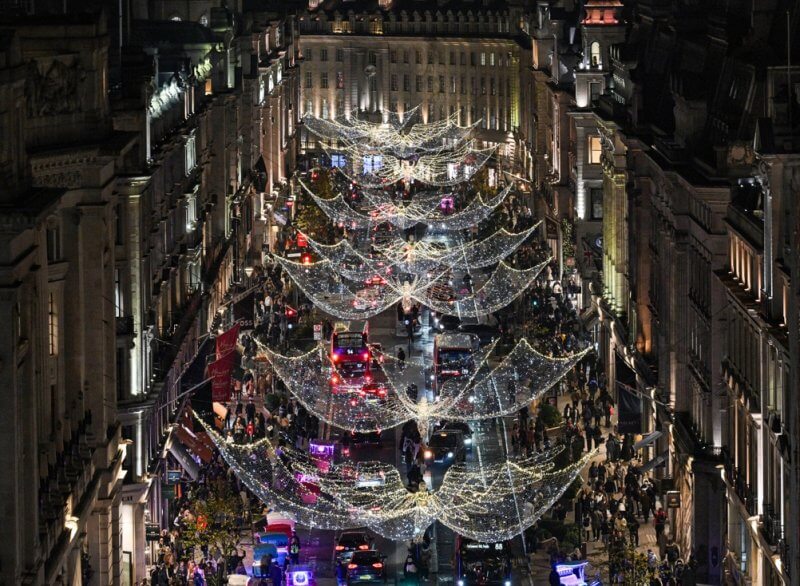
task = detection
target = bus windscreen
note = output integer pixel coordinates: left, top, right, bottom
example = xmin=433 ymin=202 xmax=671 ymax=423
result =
xmin=334 ymin=333 xmax=365 ymax=349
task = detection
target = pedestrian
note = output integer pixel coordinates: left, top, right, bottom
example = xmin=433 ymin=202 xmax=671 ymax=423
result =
xmin=627 ymin=514 xmax=640 ymax=546
xmin=654 ymin=506 xmax=667 ymax=539
xmin=582 ymin=512 xmax=592 ymax=543
xmin=403 ymin=551 xmax=419 ymax=584
xmin=640 ymin=489 xmax=652 ymax=522
xmin=270 ymin=559 xmax=284 ymax=586
xmin=397 ymin=347 xmax=406 ymax=370
xmin=289 ymin=530 xmax=301 ymax=565
xmin=419 ymin=543 xmax=431 ymax=581
xmin=591 ymin=508 xmax=602 ymax=541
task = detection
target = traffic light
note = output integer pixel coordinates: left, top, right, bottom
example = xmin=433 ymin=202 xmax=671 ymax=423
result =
xmin=301 ymin=252 xmax=313 ymax=265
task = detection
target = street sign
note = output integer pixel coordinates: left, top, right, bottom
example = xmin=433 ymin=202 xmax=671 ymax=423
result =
xmin=145 ymin=523 xmax=161 ymax=541
xmin=665 ymin=491 xmax=681 ymax=508
xmin=166 ymin=470 xmax=182 ymax=484
xmin=313 ymin=323 xmax=323 ymax=341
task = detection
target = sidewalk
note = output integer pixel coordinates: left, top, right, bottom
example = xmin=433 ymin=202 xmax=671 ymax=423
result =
xmin=529 ymin=390 xmax=666 ymax=584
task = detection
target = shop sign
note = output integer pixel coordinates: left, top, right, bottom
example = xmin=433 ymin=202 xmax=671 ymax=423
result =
xmin=145 ymin=523 xmax=161 ymax=541
xmin=166 ymin=470 xmax=182 ymax=484
xmin=313 ymin=323 xmax=323 ymax=341
xmin=665 ymin=491 xmax=681 ymax=508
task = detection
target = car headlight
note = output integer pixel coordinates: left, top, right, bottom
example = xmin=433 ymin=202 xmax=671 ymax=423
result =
xmin=447 ymin=451 xmax=454 ymax=459
xmin=464 ymin=438 xmax=472 ymax=445
xmin=504 ymin=581 xmax=511 ymax=586
xmin=424 ymin=450 xmax=433 ymax=459
xmin=458 ymin=581 xmax=464 ymax=586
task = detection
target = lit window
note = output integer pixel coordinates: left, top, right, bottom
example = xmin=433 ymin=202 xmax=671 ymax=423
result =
xmin=199 ymin=13 xmax=208 ymax=27
xmin=481 ymin=52 xmax=486 ymax=66
xmin=588 ymin=136 xmax=602 ymax=164
xmin=48 ymin=292 xmax=59 ymax=355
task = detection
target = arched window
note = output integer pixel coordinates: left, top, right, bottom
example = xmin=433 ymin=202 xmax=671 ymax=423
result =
xmin=590 ymin=42 xmax=601 ymax=68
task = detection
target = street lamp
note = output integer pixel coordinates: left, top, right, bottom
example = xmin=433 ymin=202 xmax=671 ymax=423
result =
xmin=244 ymin=266 xmax=254 ymax=278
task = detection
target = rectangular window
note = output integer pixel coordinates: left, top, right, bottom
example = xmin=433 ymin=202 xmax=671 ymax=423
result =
xmin=590 ymin=82 xmax=601 ymax=102
xmin=470 ymin=52 xmax=477 ymax=66
xmin=438 ymin=52 xmax=444 ymax=65
xmin=48 ymin=292 xmax=58 ymax=355
xmin=369 ymin=52 xmax=377 ymax=66
xmin=305 ymin=98 xmax=313 ymax=115
xmin=481 ymin=77 xmax=486 ymax=95
xmin=184 ymin=135 xmax=196 ymax=175
xmin=416 ymin=75 xmax=423 ymax=92
xmin=321 ymin=98 xmax=329 ymax=118
xmin=46 ymin=225 xmax=62 ymax=262
xmin=591 ymin=188 xmax=603 ymax=219
xmin=481 ymin=52 xmax=486 ymax=66
xmin=450 ymin=76 xmax=456 ymax=94
xmin=390 ymin=50 xmax=397 ymax=63
xmin=450 ymin=51 xmax=456 ymax=65
xmin=439 ymin=75 xmax=445 ymax=93
xmin=427 ymin=76 xmax=433 ymax=92
xmin=336 ymin=71 xmax=345 ymax=89
xmin=403 ymin=50 xmax=409 ymax=64
xmin=415 ymin=50 xmax=422 ymax=64
xmin=304 ymin=71 xmax=312 ymax=88
xmin=499 ymin=78 xmax=504 ymax=97
xmin=320 ymin=72 xmax=328 ymax=89
xmin=403 ymin=74 xmax=410 ymax=92
xmin=460 ymin=76 xmax=465 ymax=94
xmin=428 ymin=51 xmax=434 ymax=65
xmin=490 ymin=52 xmax=495 ymax=66
xmin=320 ymin=48 xmax=328 ymax=61
xmin=471 ymin=77 xmax=477 ymax=95
xmin=460 ymin=52 xmax=466 ymax=66
xmin=490 ymin=78 xmax=496 ymax=95
xmin=391 ymin=74 xmax=398 ymax=91
xmin=336 ymin=48 xmax=344 ymax=62
xmin=588 ymin=136 xmax=602 ymax=164
xmin=305 ymin=48 xmax=312 ymax=61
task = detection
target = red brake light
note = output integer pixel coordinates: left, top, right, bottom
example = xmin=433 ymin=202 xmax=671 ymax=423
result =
xmin=372 ymin=563 xmax=383 ymax=569
xmin=335 ymin=545 xmax=344 ymax=551
xmin=361 ymin=351 xmax=369 ymax=361
xmin=358 ymin=544 xmax=369 ymax=550
xmin=332 ymin=353 xmax=339 ymax=362
xmin=347 ymin=564 xmax=357 ymax=570
xmin=378 ymin=389 xmax=387 ymax=397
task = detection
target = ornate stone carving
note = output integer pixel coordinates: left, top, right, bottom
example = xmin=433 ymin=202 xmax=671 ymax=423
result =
xmin=24 ymin=57 xmax=85 ymax=118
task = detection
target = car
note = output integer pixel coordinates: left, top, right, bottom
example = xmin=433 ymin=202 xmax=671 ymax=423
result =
xmin=423 ymin=430 xmax=466 ymax=465
xmin=355 ymin=463 xmax=387 ymax=488
xmin=342 ymin=430 xmax=383 ymax=446
xmin=346 ymin=550 xmax=388 ymax=584
xmin=433 ymin=313 xmax=461 ymax=331
xmin=335 ymin=530 xmax=374 ymax=563
xmin=436 ymin=421 xmax=474 ymax=451
xmin=358 ymin=382 xmax=389 ymax=403
xmin=354 ymin=288 xmax=383 ymax=310
xmin=457 ymin=324 xmax=501 ymax=346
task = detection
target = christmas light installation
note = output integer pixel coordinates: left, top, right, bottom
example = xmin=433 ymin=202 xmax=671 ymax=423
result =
xmin=254 ymin=338 xmax=590 ymax=433
xmin=201 ymin=413 xmax=593 ymax=542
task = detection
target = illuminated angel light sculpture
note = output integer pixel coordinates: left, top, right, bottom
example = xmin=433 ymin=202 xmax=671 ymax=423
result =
xmin=273 ymin=254 xmax=547 ymax=321
xmin=254 ymin=338 xmax=590 ymax=433
xmin=196 ymin=413 xmax=593 ymax=542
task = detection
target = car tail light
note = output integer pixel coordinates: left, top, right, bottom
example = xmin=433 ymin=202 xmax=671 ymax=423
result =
xmin=372 ymin=563 xmax=383 ymax=569
xmin=358 ymin=544 xmax=369 ymax=550
xmin=347 ymin=564 xmax=357 ymax=570
xmin=335 ymin=545 xmax=344 ymax=551
xmin=362 ymin=351 xmax=369 ymax=361
xmin=378 ymin=389 xmax=387 ymax=397
xmin=332 ymin=354 xmax=339 ymax=362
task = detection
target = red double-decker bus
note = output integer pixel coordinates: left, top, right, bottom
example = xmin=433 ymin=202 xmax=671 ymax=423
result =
xmin=330 ymin=321 xmax=371 ymax=387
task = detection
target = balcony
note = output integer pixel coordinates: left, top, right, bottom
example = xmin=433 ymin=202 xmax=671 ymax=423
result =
xmin=761 ymin=504 xmax=783 ymax=548
xmin=721 ymin=447 xmax=757 ymax=516
xmin=672 ymin=411 xmax=723 ymax=462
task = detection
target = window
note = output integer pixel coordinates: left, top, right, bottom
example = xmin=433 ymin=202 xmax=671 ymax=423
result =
xmin=415 ymin=50 xmax=422 ymax=64
xmin=590 ymin=82 xmax=601 ymax=102
xmin=460 ymin=52 xmax=466 ymax=66
xmin=305 ymin=98 xmax=313 ymax=115
xmin=363 ymin=154 xmax=383 ymax=173
xmin=588 ymin=136 xmax=602 ymax=164
xmin=46 ymin=224 xmax=62 ymax=262
xmin=438 ymin=52 xmax=444 ymax=65
xmin=305 ymin=48 xmax=312 ymax=61
xmin=450 ymin=76 xmax=456 ymax=94
xmin=320 ymin=72 xmax=328 ymax=89
xmin=336 ymin=48 xmax=344 ymax=62
xmin=490 ymin=78 xmax=496 ymax=95
xmin=336 ymin=71 xmax=345 ymax=89
xmin=490 ymin=52 xmax=495 ymax=66
xmin=416 ymin=75 xmax=423 ymax=92
xmin=321 ymin=98 xmax=329 ymax=118
xmin=390 ymin=50 xmax=397 ymax=63
xmin=199 ymin=13 xmax=208 ymax=27
xmin=590 ymin=42 xmax=601 ymax=68
xmin=471 ymin=77 xmax=477 ymax=95
xmin=48 ymin=292 xmax=58 ymax=355
xmin=439 ymin=75 xmax=445 ymax=93
xmin=331 ymin=154 xmax=346 ymax=168
xmin=480 ymin=52 xmax=486 ymax=66
xmin=368 ymin=52 xmax=377 ymax=66
xmin=499 ymin=77 xmax=504 ymax=96
xmin=185 ymin=134 xmax=196 ymax=174
xmin=481 ymin=77 xmax=486 ymax=95
xmin=428 ymin=51 xmax=434 ymax=65
xmin=403 ymin=50 xmax=409 ymax=64
xmin=391 ymin=74 xmax=398 ymax=91
xmin=450 ymin=51 xmax=456 ymax=65
xmin=590 ymin=188 xmax=603 ymax=219
xmin=304 ymin=71 xmax=312 ymax=88
xmin=427 ymin=76 xmax=433 ymax=93
xmin=370 ymin=19 xmax=382 ymax=34
xmin=320 ymin=48 xmax=328 ymax=61
xmin=470 ymin=52 xmax=477 ymax=66
xmin=403 ymin=74 xmax=410 ymax=92
xmin=460 ymin=76 xmax=465 ymax=94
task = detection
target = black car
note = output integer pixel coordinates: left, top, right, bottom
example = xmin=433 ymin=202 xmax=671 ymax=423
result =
xmin=343 ymin=430 xmax=383 ymax=446
xmin=457 ymin=324 xmax=500 ymax=346
xmin=346 ymin=550 xmax=388 ymax=584
xmin=424 ymin=430 xmax=466 ymax=465
xmin=432 ymin=312 xmax=461 ymax=331
xmin=436 ymin=421 xmax=474 ymax=452
xmin=335 ymin=530 xmax=373 ymax=564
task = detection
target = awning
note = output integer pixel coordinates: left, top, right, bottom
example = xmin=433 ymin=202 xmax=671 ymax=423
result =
xmin=639 ymin=451 xmax=669 ymax=474
xmin=233 ymin=291 xmax=255 ymax=329
xmin=634 ymin=431 xmax=663 ymax=451
xmin=166 ymin=434 xmax=200 ymax=480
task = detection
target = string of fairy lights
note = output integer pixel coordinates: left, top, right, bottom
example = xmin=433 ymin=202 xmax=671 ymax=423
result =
xmin=200 ymin=108 xmax=593 ymax=544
